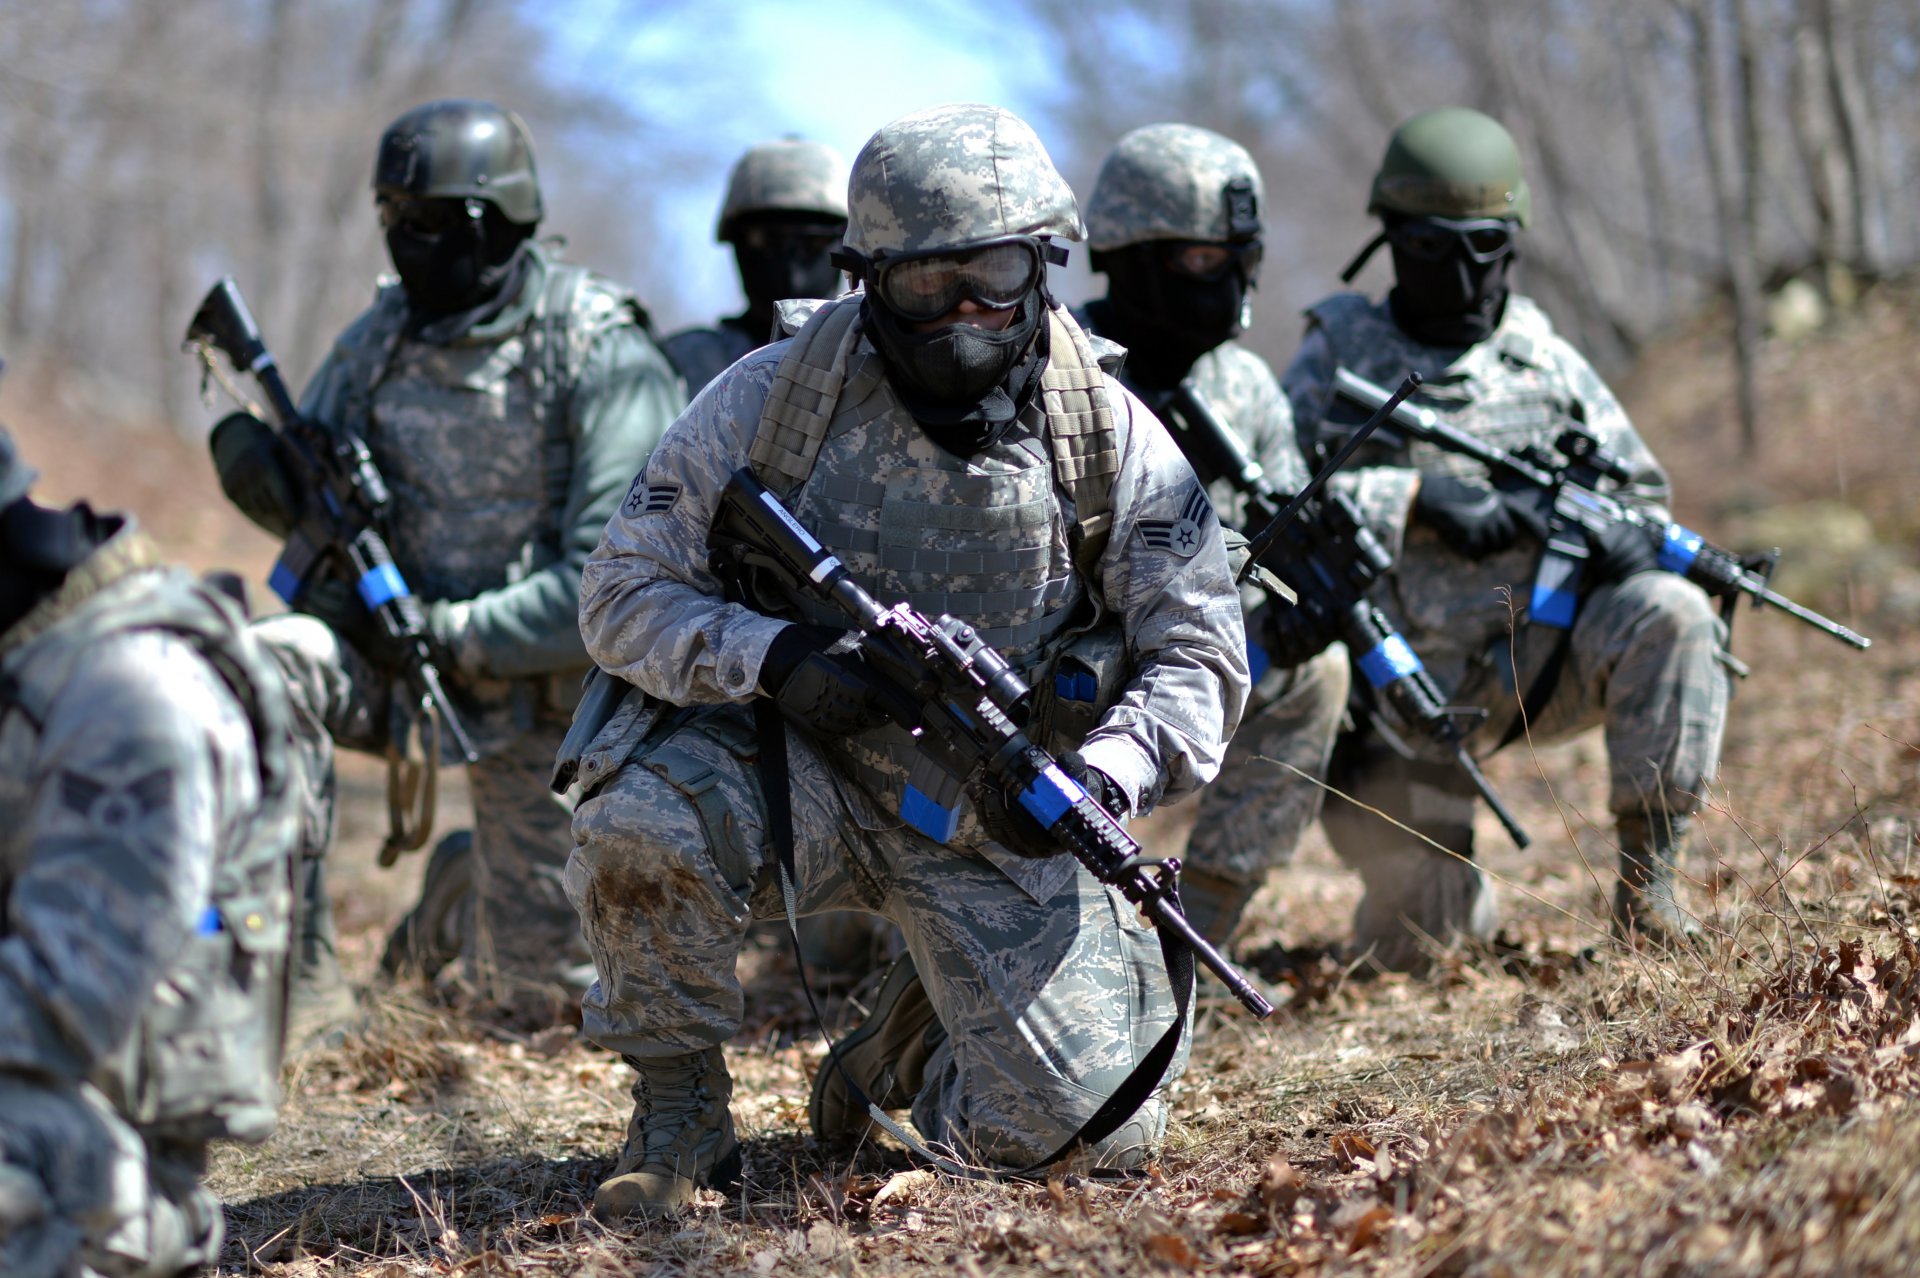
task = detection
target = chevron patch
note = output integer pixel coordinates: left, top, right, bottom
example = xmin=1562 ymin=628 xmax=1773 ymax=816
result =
xmin=622 ymin=477 xmax=681 ymax=517
xmin=1135 ymin=484 xmax=1211 ymax=558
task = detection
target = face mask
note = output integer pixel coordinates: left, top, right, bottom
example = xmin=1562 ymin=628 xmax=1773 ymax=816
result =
xmin=1094 ymin=242 xmax=1254 ymax=389
xmin=863 ymin=289 xmax=1048 ymax=454
xmin=1385 ymin=222 xmax=1514 ymax=346
xmin=733 ymin=233 xmax=844 ymax=315
xmin=383 ymin=199 xmax=531 ymax=317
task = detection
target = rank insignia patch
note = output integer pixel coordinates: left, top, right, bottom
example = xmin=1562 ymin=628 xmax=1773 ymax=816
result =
xmin=1135 ymin=485 xmax=1211 ymax=558
xmin=622 ymin=478 xmax=681 ymax=517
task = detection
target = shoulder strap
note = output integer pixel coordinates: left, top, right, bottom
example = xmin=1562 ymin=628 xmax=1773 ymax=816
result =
xmin=338 ymin=286 xmax=411 ymax=439
xmin=748 ymin=297 xmax=865 ymax=498
xmin=1038 ymin=305 xmax=1121 ymax=578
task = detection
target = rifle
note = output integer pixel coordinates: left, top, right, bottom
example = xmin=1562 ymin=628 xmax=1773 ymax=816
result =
xmin=708 ymin=467 xmax=1274 ymax=1020
xmin=1164 ymin=381 xmax=1530 ymax=849
xmin=184 ymin=277 xmax=479 ymax=864
xmin=1330 ymin=367 xmax=1871 ymax=650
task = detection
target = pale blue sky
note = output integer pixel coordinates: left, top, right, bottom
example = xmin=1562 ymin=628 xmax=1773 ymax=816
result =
xmin=540 ymin=0 xmax=1063 ymax=330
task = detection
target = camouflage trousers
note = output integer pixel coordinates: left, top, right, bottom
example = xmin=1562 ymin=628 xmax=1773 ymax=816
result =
xmin=1180 ymin=644 xmax=1351 ymax=884
xmin=565 ymin=705 xmax=1188 ymax=1171
xmin=254 ymin=615 xmax=587 ymax=1008
xmin=1322 ymin=572 xmax=1731 ymax=969
xmin=0 ymin=1077 xmax=217 ymax=1278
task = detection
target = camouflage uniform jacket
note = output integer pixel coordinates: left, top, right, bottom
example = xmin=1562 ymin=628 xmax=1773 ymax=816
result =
xmin=298 ymin=241 xmax=683 ymax=738
xmin=580 ymin=315 xmax=1250 ymax=826
xmin=1285 ymin=291 xmax=1671 ymax=668
xmin=0 ymin=523 xmax=299 ymax=1146
xmin=1073 ymin=307 xmax=1311 ymax=534
xmin=661 ymin=317 xmax=761 ymax=399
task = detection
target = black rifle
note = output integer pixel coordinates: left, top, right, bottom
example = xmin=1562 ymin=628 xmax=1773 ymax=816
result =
xmin=1163 ymin=382 xmax=1529 ymax=849
xmin=1331 ymin=367 xmax=1871 ymax=651
xmin=708 ymin=467 xmax=1274 ymax=1020
xmin=184 ymin=277 xmax=479 ymax=862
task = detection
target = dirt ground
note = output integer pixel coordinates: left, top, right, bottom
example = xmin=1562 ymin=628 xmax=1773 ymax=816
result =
xmin=7 ymin=281 xmax=1920 ymax=1277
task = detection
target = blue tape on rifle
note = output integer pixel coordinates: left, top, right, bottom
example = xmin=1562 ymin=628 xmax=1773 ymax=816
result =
xmin=197 ymin=905 xmax=224 ymax=936
xmin=1018 ymin=763 xmax=1085 ymax=831
xmin=901 ymin=786 xmax=962 ymax=844
xmin=268 ymin=560 xmax=302 ymax=605
xmin=1054 ymin=671 xmax=1099 ymax=703
xmin=1530 ymin=550 xmax=1582 ymax=630
xmin=1245 ymin=641 xmax=1271 ymax=685
xmin=1357 ymin=634 xmax=1422 ymax=689
xmin=356 ymin=563 xmax=410 ymax=609
xmin=1658 ymin=524 xmax=1703 ymax=575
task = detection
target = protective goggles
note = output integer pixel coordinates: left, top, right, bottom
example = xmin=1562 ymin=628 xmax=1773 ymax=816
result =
xmin=1164 ymin=239 xmax=1264 ymax=281
xmin=733 ymin=220 xmax=846 ymax=255
xmin=377 ymin=195 xmax=482 ymax=236
xmin=837 ymin=237 xmax=1067 ymax=323
xmin=1384 ymin=215 xmax=1516 ymax=265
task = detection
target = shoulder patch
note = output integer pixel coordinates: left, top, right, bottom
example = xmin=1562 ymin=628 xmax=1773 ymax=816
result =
xmin=1135 ymin=485 xmax=1213 ymax=558
xmin=621 ymin=475 xmax=681 ymax=517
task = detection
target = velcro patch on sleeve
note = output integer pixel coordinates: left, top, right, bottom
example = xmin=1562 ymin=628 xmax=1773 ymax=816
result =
xmin=1134 ymin=485 xmax=1212 ymax=558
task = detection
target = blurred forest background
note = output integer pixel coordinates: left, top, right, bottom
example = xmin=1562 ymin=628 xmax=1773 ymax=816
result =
xmin=0 ymin=0 xmax=1914 ymax=449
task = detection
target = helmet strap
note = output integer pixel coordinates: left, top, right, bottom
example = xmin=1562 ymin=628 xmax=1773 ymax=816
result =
xmin=1338 ymin=231 xmax=1388 ymax=284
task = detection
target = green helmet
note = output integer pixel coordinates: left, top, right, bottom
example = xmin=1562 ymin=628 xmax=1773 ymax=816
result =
xmin=1085 ymin=123 xmax=1263 ymax=251
xmin=1369 ymin=106 xmax=1530 ymax=227
xmin=844 ymin=103 xmax=1084 ymax=260
xmin=715 ymin=138 xmax=849 ymax=242
xmin=373 ymin=99 xmax=544 ymax=226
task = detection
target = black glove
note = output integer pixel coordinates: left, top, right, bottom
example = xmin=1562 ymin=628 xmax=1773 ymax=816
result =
xmin=976 ymin=750 xmax=1126 ymax=860
xmin=209 ymin=411 xmax=299 ymax=538
xmin=1256 ymin=598 xmax=1342 ymax=671
xmin=1584 ymin=517 xmax=1660 ymax=585
xmin=1412 ymin=474 xmax=1527 ymax=559
xmin=298 ymin=576 xmax=383 ymax=656
xmin=759 ymin=623 xmax=892 ymax=736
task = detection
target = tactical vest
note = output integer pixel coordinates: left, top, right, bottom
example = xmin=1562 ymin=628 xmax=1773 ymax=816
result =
xmin=1305 ymin=292 xmax=1584 ymax=479
xmin=747 ymin=298 xmax=1127 ymax=816
xmin=335 ymin=255 xmax=651 ymax=604
xmin=0 ymin=545 xmax=300 ymax=1146
xmin=662 ymin=320 xmax=758 ymax=399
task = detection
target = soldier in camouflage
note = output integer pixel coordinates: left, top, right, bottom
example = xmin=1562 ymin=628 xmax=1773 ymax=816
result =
xmin=1289 ymin=107 xmax=1729 ymax=967
xmin=661 ymin=138 xmax=850 ymax=396
xmin=0 ymin=426 xmax=300 ymax=1277
xmin=566 ymin=103 xmax=1248 ymax=1217
xmin=211 ymin=99 xmax=683 ymax=1024
xmin=1075 ymin=123 xmax=1348 ymax=945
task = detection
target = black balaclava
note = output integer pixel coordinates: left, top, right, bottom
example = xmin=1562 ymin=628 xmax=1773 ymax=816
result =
xmin=0 ymin=497 xmax=115 ymax=633
xmin=730 ymin=213 xmax=847 ymax=340
xmin=863 ymin=288 xmax=1049 ymax=457
xmin=386 ymin=199 xmax=536 ymax=321
xmin=1088 ymin=242 xmax=1250 ymax=391
xmin=1384 ymin=216 xmax=1514 ymax=347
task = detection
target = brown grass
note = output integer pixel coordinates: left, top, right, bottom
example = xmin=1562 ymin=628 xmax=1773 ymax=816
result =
xmin=13 ymin=284 xmax=1920 ymax=1276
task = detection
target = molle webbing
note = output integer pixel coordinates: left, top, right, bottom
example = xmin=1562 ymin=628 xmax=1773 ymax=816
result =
xmin=1038 ymin=307 xmax=1119 ymax=573
xmin=749 ymin=299 xmax=865 ymax=499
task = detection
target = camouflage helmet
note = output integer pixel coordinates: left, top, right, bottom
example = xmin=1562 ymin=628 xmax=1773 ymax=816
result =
xmin=715 ymin=138 xmax=850 ymax=242
xmin=0 ymin=423 xmax=36 ymax=509
xmin=844 ymin=103 xmax=1084 ymax=260
xmin=1369 ymin=106 xmax=1530 ymax=227
xmin=373 ymin=99 xmax=544 ymax=226
xmin=1085 ymin=123 xmax=1263 ymax=251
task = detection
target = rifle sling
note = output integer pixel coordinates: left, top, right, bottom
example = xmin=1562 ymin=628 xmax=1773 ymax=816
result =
xmin=749 ymin=697 xmax=1191 ymax=1180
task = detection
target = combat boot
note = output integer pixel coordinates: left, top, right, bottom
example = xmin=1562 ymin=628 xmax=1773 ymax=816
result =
xmin=285 ymin=855 xmax=358 ymax=1051
xmin=1613 ymin=813 xmax=1701 ymax=945
xmin=1174 ymin=868 xmax=1259 ymax=949
xmin=809 ymin=955 xmax=945 ymax=1140
xmin=593 ymin=1046 xmax=741 ymax=1220
xmin=379 ymin=829 xmax=474 ymax=980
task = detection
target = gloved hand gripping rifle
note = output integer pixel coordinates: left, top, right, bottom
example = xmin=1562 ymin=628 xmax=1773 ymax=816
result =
xmin=1164 ymin=380 xmax=1529 ymax=849
xmin=184 ymin=277 xmax=479 ymax=864
xmin=708 ymin=467 xmax=1274 ymax=1020
xmin=1331 ymin=367 xmax=1871 ymax=652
